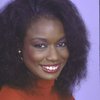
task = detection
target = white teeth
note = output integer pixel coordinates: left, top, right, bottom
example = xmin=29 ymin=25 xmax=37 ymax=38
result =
xmin=43 ymin=66 xmax=58 ymax=71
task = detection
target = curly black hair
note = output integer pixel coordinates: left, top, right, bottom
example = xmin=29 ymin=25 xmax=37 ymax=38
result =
xmin=0 ymin=0 xmax=89 ymax=96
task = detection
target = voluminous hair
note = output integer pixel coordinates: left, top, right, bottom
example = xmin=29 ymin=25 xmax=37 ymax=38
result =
xmin=0 ymin=0 xmax=90 ymax=96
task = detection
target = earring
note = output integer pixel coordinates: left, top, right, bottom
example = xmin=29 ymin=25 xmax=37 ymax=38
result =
xmin=18 ymin=50 xmax=23 ymax=61
xmin=18 ymin=50 xmax=21 ymax=54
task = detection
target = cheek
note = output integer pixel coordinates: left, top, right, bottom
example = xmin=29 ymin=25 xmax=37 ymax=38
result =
xmin=23 ymin=48 xmax=46 ymax=64
xmin=30 ymin=53 xmax=44 ymax=63
xmin=59 ymin=49 xmax=69 ymax=60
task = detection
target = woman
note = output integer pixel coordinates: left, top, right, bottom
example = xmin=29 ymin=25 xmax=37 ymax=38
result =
xmin=0 ymin=0 xmax=90 ymax=100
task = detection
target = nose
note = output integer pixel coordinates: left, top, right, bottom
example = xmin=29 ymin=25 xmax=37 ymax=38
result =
xmin=46 ymin=46 xmax=59 ymax=62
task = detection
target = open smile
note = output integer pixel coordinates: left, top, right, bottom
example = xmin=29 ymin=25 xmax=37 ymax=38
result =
xmin=41 ymin=64 xmax=61 ymax=73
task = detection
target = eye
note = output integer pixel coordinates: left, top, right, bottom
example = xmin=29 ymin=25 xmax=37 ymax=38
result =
xmin=33 ymin=43 xmax=47 ymax=49
xmin=57 ymin=41 xmax=67 ymax=47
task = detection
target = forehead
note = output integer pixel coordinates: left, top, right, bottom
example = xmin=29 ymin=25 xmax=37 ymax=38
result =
xmin=25 ymin=17 xmax=65 ymax=41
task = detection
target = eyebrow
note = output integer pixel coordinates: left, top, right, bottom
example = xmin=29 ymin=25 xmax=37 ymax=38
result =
xmin=31 ymin=36 xmax=66 ymax=42
xmin=59 ymin=37 xmax=66 ymax=41
xmin=31 ymin=37 xmax=48 ymax=42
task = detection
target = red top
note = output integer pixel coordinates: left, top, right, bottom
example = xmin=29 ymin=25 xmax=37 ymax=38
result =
xmin=0 ymin=80 xmax=75 ymax=100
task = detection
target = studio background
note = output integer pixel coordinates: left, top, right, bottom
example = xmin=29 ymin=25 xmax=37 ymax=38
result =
xmin=0 ymin=0 xmax=99 ymax=100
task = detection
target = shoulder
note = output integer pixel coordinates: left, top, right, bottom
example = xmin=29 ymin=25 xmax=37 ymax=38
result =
xmin=0 ymin=86 xmax=24 ymax=100
xmin=71 ymin=96 xmax=75 ymax=100
xmin=68 ymin=95 xmax=75 ymax=100
xmin=69 ymin=95 xmax=75 ymax=100
xmin=64 ymin=95 xmax=75 ymax=100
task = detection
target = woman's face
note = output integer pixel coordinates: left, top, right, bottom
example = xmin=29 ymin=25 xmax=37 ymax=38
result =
xmin=23 ymin=17 xmax=69 ymax=80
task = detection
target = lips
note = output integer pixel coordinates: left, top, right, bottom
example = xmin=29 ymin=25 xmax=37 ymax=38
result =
xmin=41 ymin=64 xmax=61 ymax=73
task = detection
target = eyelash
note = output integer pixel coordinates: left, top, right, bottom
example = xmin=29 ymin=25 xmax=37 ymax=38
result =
xmin=57 ymin=42 xmax=67 ymax=47
xmin=32 ymin=42 xmax=67 ymax=49
xmin=33 ymin=43 xmax=47 ymax=49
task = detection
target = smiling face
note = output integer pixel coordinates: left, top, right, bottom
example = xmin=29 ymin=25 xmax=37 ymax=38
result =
xmin=23 ymin=17 xmax=69 ymax=80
